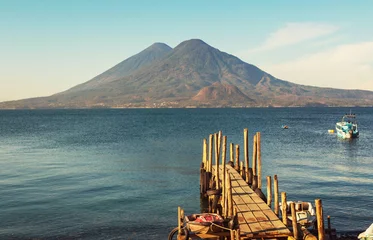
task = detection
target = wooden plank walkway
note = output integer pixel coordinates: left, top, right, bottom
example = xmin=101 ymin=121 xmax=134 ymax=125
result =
xmin=213 ymin=164 xmax=291 ymax=239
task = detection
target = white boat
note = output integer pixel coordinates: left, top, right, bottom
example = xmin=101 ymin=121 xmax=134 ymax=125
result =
xmin=335 ymin=112 xmax=359 ymax=139
xmin=280 ymin=201 xmax=316 ymax=229
xmin=358 ymin=223 xmax=373 ymax=240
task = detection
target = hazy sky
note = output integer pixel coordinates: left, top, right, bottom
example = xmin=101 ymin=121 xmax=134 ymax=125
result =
xmin=1 ymin=0 xmax=373 ymax=101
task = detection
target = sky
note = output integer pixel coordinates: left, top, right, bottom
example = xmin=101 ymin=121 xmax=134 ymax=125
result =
xmin=1 ymin=0 xmax=373 ymax=101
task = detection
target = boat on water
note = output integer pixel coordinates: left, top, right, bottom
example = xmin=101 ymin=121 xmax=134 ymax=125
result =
xmin=335 ymin=112 xmax=359 ymax=139
xmin=280 ymin=201 xmax=316 ymax=229
xmin=282 ymin=125 xmax=289 ymax=129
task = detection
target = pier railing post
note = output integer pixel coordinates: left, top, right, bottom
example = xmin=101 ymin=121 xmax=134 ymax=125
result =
xmin=252 ymin=134 xmax=257 ymax=176
xmin=230 ymin=143 xmax=234 ymax=165
xmin=218 ymin=131 xmax=222 ymax=155
xmin=316 ymin=199 xmax=325 ymax=240
xmin=177 ymin=206 xmax=181 ymax=235
xmin=240 ymin=162 xmax=245 ymax=178
xmin=200 ymin=138 xmax=208 ymax=195
xmin=226 ymin=171 xmax=233 ymax=217
xmin=214 ymin=132 xmax=220 ymax=190
xmin=235 ymin=145 xmax=240 ymax=171
xmin=202 ymin=138 xmax=207 ymax=170
xmin=222 ymin=136 xmax=227 ymax=216
xmin=208 ymin=134 xmax=213 ymax=173
xmin=274 ymin=175 xmax=279 ymax=216
xmin=257 ymin=132 xmax=262 ymax=189
xmin=281 ymin=192 xmax=287 ymax=226
xmin=290 ymin=202 xmax=299 ymax=240
xmin=244 ymin=128 xmax=250 ymax=184
xmin=266 ymin=176 xmax=272 ymax=208
xmin=327 ymin=215 xmax=332 ymax=240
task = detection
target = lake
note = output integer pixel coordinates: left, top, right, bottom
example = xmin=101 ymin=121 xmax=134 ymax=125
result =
xmin=0 ymin=108 xmax=372 ymax=239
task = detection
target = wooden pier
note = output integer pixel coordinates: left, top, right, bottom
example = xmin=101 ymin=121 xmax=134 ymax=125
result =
xmin=173 ymin=129 xmax=331 ymax=240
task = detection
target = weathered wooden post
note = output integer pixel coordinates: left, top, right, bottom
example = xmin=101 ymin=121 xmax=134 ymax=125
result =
xmin=266 ymin=176 xmax=272 ymax=208
xmin=281 ymin=192 xmax=287 ymax=225
xmin=224 ymin=169 xmax=229 ymax=217
xmin=221 ymin=136 xmax=227 ymax=216
xmin=328 ymin=215 xmax=332 ymax=240
xmin=235 ymin=145 xmax=240 ymax=171
xmin=226 ymin=171 xmax=233 ymax=217
xmin=218 ymin=130 xmax=222 ymax=154
xmin=274 ymin=175 xmax=279 ymax=216
xmin=290 ymin=202 xmax=299 ymax=240
xmin=178 ymin=206 xmax=181 ymax=236
xmin=257 ymin=132 xmax=262 ymax=189
xmin=230 ymin=143 xmax=234 ymax=164
xmin=244 ymin=128 xmax=250 ymax=184
xmin=240 ymin=162 xmax=244 ymax=178
xmin=208 ymin=134 xmax=213 ymax=173
xmin=214 ymin=133 xmax=220 ymax=190
xmin=252 ymin=175 xmax=258 ymax=191
xmin=252 ymin=134 xmax=257 ymax=177
xmin=316 ymin=199 xmax=325 ymax=240
xmin=202 ymin=138 xmax=207 ymax=169
xmin=200 ymin=138 xmax=208 ymax=194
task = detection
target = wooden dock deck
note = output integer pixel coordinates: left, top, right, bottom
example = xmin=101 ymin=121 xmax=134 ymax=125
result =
xmin=174 ymin=129 xmax=327 ymax=240
xmin=221 ymin=164 xmax=290 ymax=239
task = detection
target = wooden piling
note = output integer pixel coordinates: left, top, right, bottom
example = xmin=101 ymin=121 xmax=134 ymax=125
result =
xmin=224 ymin=169 xmax=228 ymax=217
xmin=202 ymin=138 xmax=207 ymax=169
xmin=247 ymin=167 xmax=253 ymax=186
xmin=256 ymin=132 xmax=262 ymax=189
xmin=252 ymin=175 xmax=258 ymax=191
xmin=178 ymin=206 xmax=181 ymax=235
xmin=281 ymin=192 xmax=287 ymax=225
xmin=316 ymin=199 xmax=325 ymax=240
xmin=266 ymin=176 xmax=272 ymax=208
xmin=214 ymin=133 xmax=220 ymax=190
xmin=240 ymin=162 xmax=244 ymax=178
xmin=274 ymin=175 xmax=279 ymax=216
xmin=199 ymin=163 xmax=203 ymax=194
xmin=200 ymin=139 xmax=206 ymax=195
xmin=290 ymin=202 xmax=299 ymax=240
xmin=328 ymin=215 xmax=332 ymax=240
xmin=218 ymin=130 xmax=222 ymax=154
xmin=235 ymin=145 xmax=240 ymax=171
xmin=208 ymin=134 xmax=213 ymax=173
xmin=226 ymin=171 xmax=233 ymax=217
xmin=244 ymin=128 xmax=250 ymax=184
xmin=252 ymin=134 xmax=257 ymax=176
xmin=220 ymin=136 xmax=226 ymax=217
xmin=230 ymin=143 xmax=234 ymax=163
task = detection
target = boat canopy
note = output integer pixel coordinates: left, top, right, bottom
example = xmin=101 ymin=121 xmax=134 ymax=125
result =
xmin=341 ymin=113 xmax=357 ymax=123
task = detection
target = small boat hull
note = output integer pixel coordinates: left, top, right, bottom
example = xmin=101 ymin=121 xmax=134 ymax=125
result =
xmin=335 ymin=113 xmax=359 ymax=139
xmin=280 ymin=201 xmax=316 ymax=229
xmin=185 ymin=213 xmax=224 ymax=234
xmin=336 ymin=122 xmax=359 ymax=139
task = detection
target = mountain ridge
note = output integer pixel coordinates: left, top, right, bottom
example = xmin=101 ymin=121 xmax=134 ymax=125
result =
xmin=1 ymin=38 xmax=373 ymax=109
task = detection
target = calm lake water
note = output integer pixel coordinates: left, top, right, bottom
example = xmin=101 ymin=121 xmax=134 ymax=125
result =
xmin=0 ymin=108 xmax=372 ymax=239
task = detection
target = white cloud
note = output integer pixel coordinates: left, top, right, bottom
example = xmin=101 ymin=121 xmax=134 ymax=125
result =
xmin=251 ymin=22 xmax=339 ymax=52
xmin=263 ymin=41 xmax=373 ymax=91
